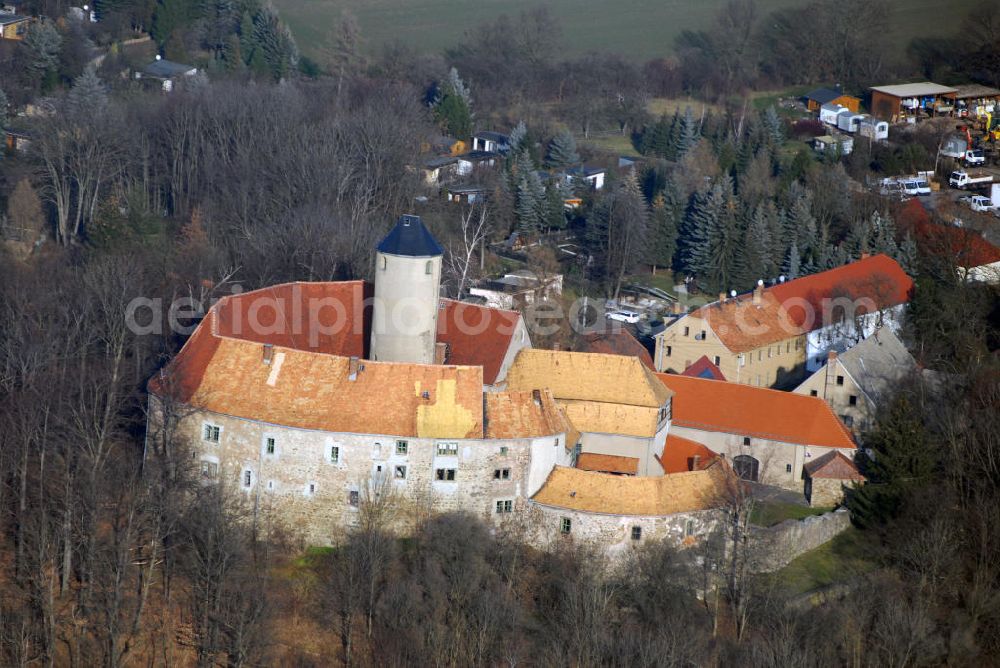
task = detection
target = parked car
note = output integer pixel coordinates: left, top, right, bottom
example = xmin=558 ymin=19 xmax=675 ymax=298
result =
xmin=967 ymin=195 xmax=994 ymax=212
xmin=606 ymin=310 xmax=641 ymax=324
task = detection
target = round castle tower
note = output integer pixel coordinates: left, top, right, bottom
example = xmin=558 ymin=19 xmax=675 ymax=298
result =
xmin=371 ymin=215 xmax=443 ymax=364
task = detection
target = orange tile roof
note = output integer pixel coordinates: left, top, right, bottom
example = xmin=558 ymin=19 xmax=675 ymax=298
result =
xmin=213 ymin=281 xmax=372 ymax=357
xmin=657 ymin=374 xmax=855 ymax=449
xmin=804 ymin=450 xmax=865 ymax=481
xmin=203 ymin=284 xmax=522 ymax=387
xmin=768 ymin=254 xmax=913 ymax=328
xmin=507 ymin=349 xmax=672 ymax=407
xmin=897 ymin=199 xmax=1000 ymax=268
xmin=484 ymin=390 xmax=576 ymax=442
xmin=657 ymin=434 xmax=719 ymax=474
xmin=576 ymin=453 xmax=639 ymax=475
xmin=691 ymin=255 xmax=913 ymax=353
xmin=691 ymin=291 xmax=799 ymax=353
xmin=152 ymin=299 xmax=576 ymax=440
xmin=157 ymin=317 xmax=485 ymax=437
xmin=437 ymin=299 xmax=522 ymax=385
xmin=574 ymin=329 xmax=655 ymax=369
xmin=531 ymin=465 xmax=729 ymax=515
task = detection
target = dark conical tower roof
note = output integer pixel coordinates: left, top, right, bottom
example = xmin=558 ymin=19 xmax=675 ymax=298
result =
xmin=376 ymin=215 xmax=443 ymax=257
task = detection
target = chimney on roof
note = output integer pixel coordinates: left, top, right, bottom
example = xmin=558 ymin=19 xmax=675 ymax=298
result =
xmin=262 ymin=344 xmax=274 ymax=365
xmin=532 ymin=389 xmax=542 ymax=406
xmin=828 ymin=349 xmax=837 ymax=362
xmin=348 ymin=356 xmax=360 ymax=381
xmin=860 ymin=251 xmax=870 ymax=259
xmin=553 ymin=342 xmax=561 ymax=351
xmin=691 ymin=454 xmax=701 ymax=471
xmin=673 ymin=301 xmax=683 ymax=315
xmin=752 ymin=280 xmax=764 ymax=306
xmin=718 ymin=291 xmax=726 ymax=304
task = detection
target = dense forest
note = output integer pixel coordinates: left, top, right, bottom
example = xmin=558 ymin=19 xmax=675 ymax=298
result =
xmin=1 ymin=0 xmax=999 ymax=665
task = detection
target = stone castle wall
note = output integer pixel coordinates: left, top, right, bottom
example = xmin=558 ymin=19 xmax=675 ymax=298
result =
xmin=750 ymin=508 xmax=852 ymax=573
xmin=173 ymin=406 xmax=569 ymax=545
xmin=525 ymin=502 xmax=724 ymax=558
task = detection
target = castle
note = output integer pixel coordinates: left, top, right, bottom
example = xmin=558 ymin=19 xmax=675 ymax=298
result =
xmin=147 ymin=216 xmax=858 ymax=551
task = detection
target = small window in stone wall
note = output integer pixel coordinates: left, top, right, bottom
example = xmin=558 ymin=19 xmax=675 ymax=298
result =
xmin=396 ymin=440 xmax=408 ymax=455
xmin=395 ymin=465 xmax=407 ymax=479
xmin=743 ymin=437 xmax=751 ymax=446
xmin=494 ymin=468 xmax=511 ymax=480
xmin=200 ymin=461 xmax=218 ymax=479
xmin=305 ymin=482 xmax=316 ymax=497
xmin=685 ymin=519 xmax=695 ymax=537
xmin=265 ymin=437 xmax=276 ymax=455
xmin=499 ymin=446 xmax=509 ymax=455
xmin=437 ymin=442 xmax=458 ymax=456
xmin=849 ymin=395 xmax=858 ymax=406
xmin=203 ymin=423 xmax=220 ymax=443
xmin=435 ymin=468 xmax=456 ymax=481
xmin=810 ymin=390 xmax=818 ymax=397
xmin=560 ymin=517 xmax=572 ymax=534
xmin=349 ymin=490 xmax=359 ymax=506
xmin=631 ymin=526 xmax=642 ymax=541
xmin=330 ymin=445 xmax=340 ymax=463
xmin=786 ymin=464 xmax=792 ymax=473
xmin=242 ymin=470 xmax=252 ymax=488
xmin=496 ymin=500 xmax=513 ymax=514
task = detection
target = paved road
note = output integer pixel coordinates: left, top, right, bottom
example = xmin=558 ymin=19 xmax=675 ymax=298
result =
xmin=748 ymin=481 xmax=809 ymax=507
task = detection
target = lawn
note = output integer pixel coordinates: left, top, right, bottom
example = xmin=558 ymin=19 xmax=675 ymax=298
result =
xmin=579 ymin=132 xmax=639 ymax=158
xmin=769 ymin=528 xmax=877 ymax=596
xmin=273 ymin=0 xmax=982 ymax=65
xmin=750 ymin=502 xmax=833 ymax=528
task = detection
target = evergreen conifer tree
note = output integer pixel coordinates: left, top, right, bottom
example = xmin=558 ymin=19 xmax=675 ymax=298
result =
xmin=763 ymin=106 xmax=784 ymax=147
xmin=545 ymin=129 xmax=580 ymax=169
xmin=676 ymin=106 xmax=699 ymax=158
xmin=849 ymin=396 xmax=937 ymax=528
xmin=899 ymin=232 xmax=918 ymax=275
xmin=433 ymin=68 xmax=473 ymax=140
xmin=508 ymin=120 xmax=527 ymax=154
xmin=67 ymin=68 xmax=108 ymax=117
xmin=516 ymin=174 xmax=540 ymax=237
xmin=783 ymin=240 xmax=801 ymax=279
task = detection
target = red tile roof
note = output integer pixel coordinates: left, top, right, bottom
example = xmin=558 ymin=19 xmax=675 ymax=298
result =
xmin=657 ymin=374 xmax=856 ymax=449
xmin=692 ymin=255 xmax=913 ymax=353
xmin=657 ymin=434 xmax=719 ymax=474
xmin=897 ymin=199 xmax=1000 ymax=268
xmin=154 ymin=313 xmax=486 ymax=438
xmin=574 ymin=329 xmax=655 ymax=369
xmin=437 ymin=299 xmax=522 ymax=384
xmin=170 ymin=283 xmax=521 ymax=387
xmin=681 ymin=355 xmax=727 ymax=380
xmin=804 ymin=450 xmax=865 ymax=481
xmin=576 ymin=453 xmax=639 ymax=475
xmin=768 ymin=254 xmax=913 ymax=329
xmin=213 ymin=281 xmax=372 ymax=357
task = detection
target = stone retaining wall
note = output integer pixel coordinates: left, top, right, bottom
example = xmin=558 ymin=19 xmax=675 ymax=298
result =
xmin=750 ymin=508 xmax=852 ymax=573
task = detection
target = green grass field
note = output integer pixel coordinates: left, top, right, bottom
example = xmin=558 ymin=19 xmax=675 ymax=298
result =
xmin=770 ymin=528 xmax=877 ymax=596
xmin=275 ymin=0 xmax=981 ymax=65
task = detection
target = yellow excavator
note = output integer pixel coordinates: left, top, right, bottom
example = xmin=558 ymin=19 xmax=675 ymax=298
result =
xmin=978 ymin=112 xmax=1000 ymax=142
